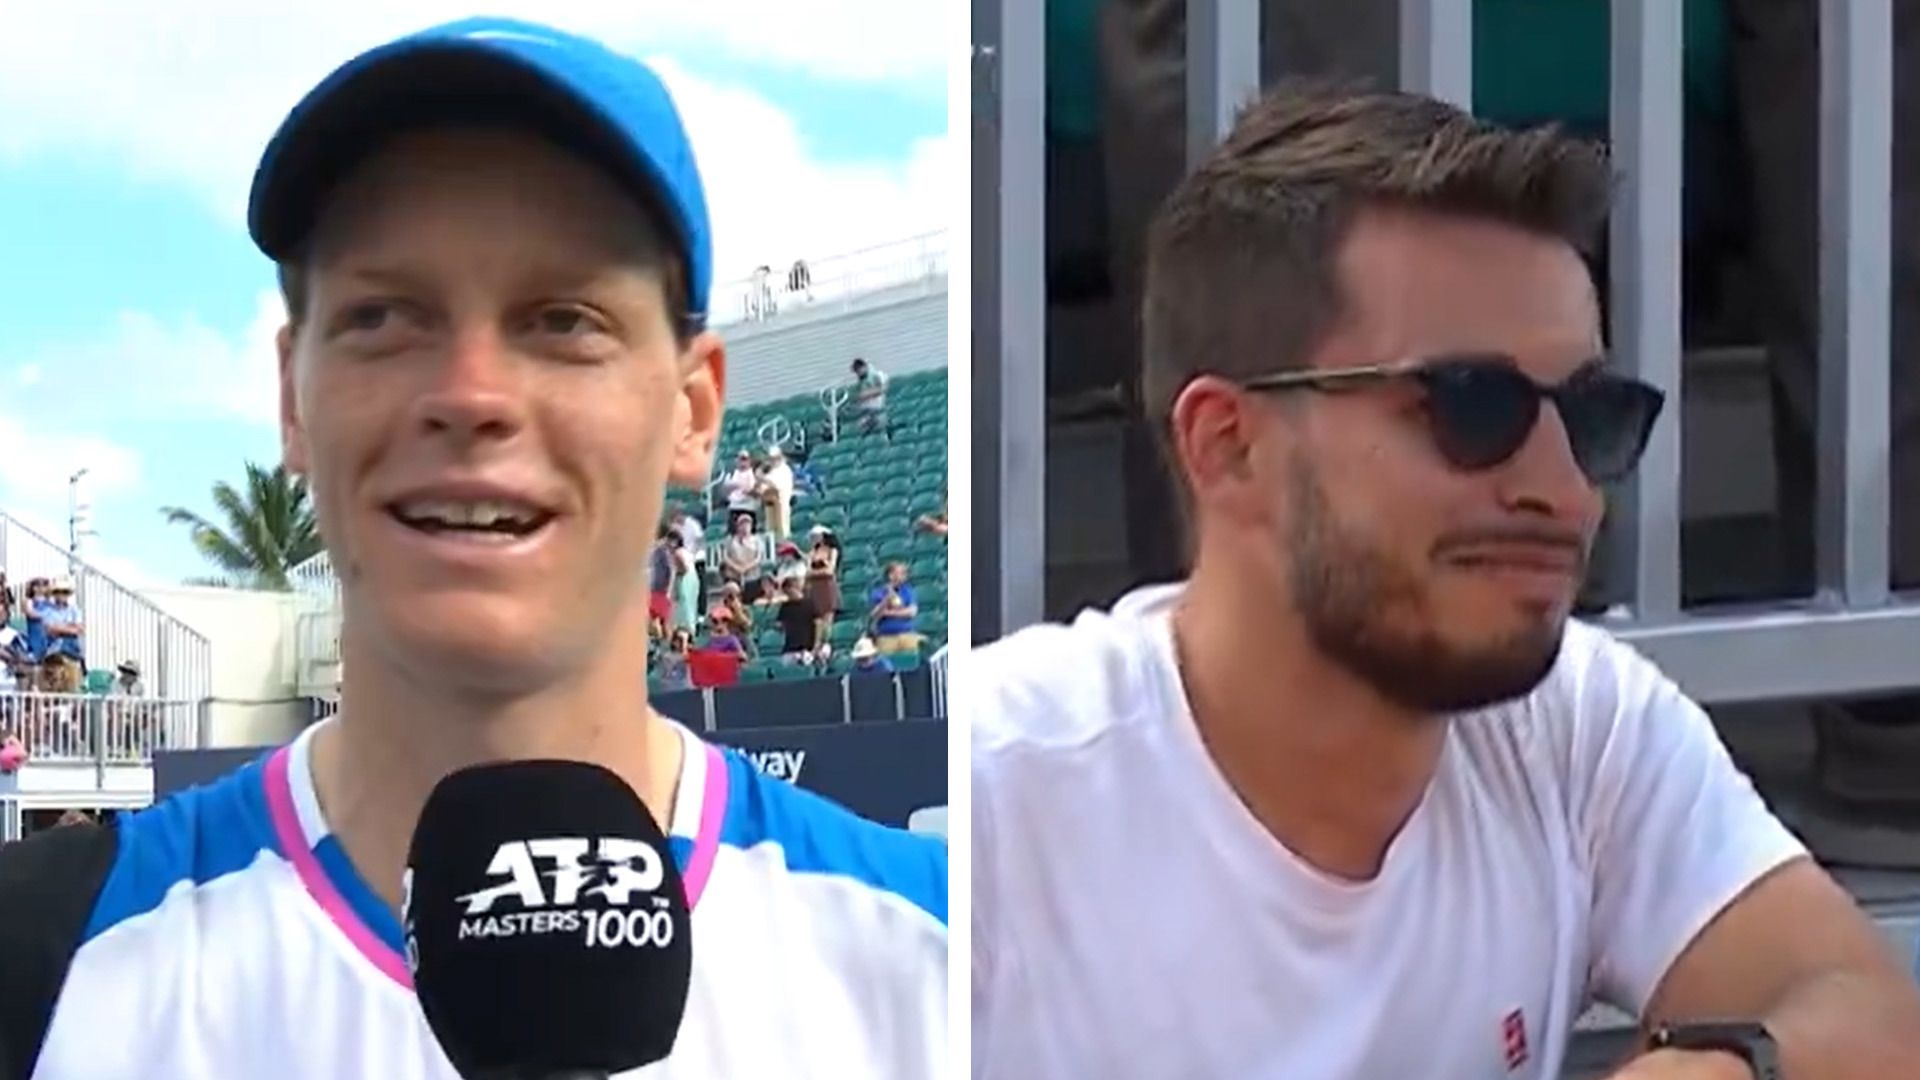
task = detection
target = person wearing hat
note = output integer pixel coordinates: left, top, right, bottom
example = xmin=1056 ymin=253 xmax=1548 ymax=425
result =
xmin=848 ymin=636 xmax=893 ymax=676
xmin=0 ymin=19 xmax=943 ymax=1080
xmin=36 ymin=577 xmax=84 ymax=694
xmin=108 ymin=659 xmax=145 ymax=698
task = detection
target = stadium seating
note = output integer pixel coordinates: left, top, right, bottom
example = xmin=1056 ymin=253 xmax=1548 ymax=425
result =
xmin=656 ymin=368 xmax=946 ymax=696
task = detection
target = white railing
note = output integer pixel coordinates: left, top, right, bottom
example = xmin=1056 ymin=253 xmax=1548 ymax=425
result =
xmin=0 ymin=693 xmax=204 ymax=763
xmin=0 ymin=510 xmax=213 ymax=702
xmin=929 ymin=644 xmax=950 ymax=718
xmin=711 ymin=232 xmax=949 ymax=328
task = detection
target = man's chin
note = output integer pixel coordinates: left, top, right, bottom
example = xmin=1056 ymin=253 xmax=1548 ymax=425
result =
xmin=369 ymin=596 xmax=566 ymax=691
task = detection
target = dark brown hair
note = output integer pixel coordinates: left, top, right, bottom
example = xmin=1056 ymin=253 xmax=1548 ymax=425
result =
xmin=1140 ymin=80 xmax=1612 ymax=422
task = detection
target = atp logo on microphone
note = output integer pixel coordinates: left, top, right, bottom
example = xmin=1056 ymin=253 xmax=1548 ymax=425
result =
xmin=449 ymin=837 xmax=676 ymax=949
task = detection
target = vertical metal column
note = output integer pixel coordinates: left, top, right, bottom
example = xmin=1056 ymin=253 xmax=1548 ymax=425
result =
xmin=1399 ymin=0 xmax=1473 ymax=108
xmin=1186 ymin=0 xmax=1262 ymax=167
xmin=972 ymin=0 xmax=1046 ymax=639
xmin=1609 ymin=0 xmax=1686 ymax=621
xmin=1817 ymin=0 xmax=1893 ymax=607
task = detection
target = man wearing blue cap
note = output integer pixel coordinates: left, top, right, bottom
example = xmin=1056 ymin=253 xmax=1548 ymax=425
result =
xmin=0 ymin=19 xmax=946 ymax=1080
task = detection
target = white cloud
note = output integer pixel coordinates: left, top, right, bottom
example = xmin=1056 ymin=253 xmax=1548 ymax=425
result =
xmin=20 ymin=291 xmax=284 ymax=427
xmin=0 ymin=1 xmax=947 ymax=235
xmin=0 ymin=409 xmax=156 ymax=585
xmin=15 ymin=364 xmax=40 ymax=387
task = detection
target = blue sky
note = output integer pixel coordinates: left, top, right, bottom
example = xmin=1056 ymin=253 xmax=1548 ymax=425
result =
xmin=0 ymin=2 xmax=948 ymax=586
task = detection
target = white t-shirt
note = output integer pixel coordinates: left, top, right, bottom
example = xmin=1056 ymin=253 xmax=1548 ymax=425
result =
xmin=723 ymin=467 xmax=759 ymax=513
xmin=970 ymin=585 xmax=1805 ymax=1080
xmin=676 ymin=516 xmax=706 ymax=560
xmin=36 ymin=720 xmax=947 ymax=1079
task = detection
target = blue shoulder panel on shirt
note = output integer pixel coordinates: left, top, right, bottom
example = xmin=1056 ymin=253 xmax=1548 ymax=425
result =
xmin=716 ymin=749 xmax=947 ymax=926
xmin=83 ymin=752 xmax=281 ymax=943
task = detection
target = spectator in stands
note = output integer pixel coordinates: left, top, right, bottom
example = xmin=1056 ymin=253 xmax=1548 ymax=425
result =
xmin=770 ymin=541 xmax=807 ymax=593
xmin=722 ymin=450 xmax=760 ymax=527
xmin=109 ymin=660 xmax=144 ymax=698
xmin=673 ymin=530 xmax=703 ymax=633
xmin=647 ymin=529 xmax=679 ymax=639
xmin=38 ymin=579 xmax=84 ymax=693
xmin=654 ymin=627 xmax=695 ymax=692
xmin=0 ymin=628 xmax=21 ymax=694
xmin=848 ymin=357 xmax=890 ymax=438
xmin=914 ymin=496 xmax=948 ymax=538
xmin=0 ymin=729 xmax=25 ymax=773
xmin=21 ymin=577 xmax=48 ymax=676
xmin=849 ymin=636 xmax=893 ymax=676
xmin=0 ymin=570 xmax=12 ymax=626
xmin=721 ymin=512 xmax=765 ymax=600
xmin=669 ymin=505 xmax=707 ymax=580
xmin=55 ymin=809 xmax=94 ymax=828
xmin=717 ymin=582 xmax=756 ymax=647
xmin=867 ymin=562 xmax=919 ymax=656
xmin=704 ymin=607 xmax=749 ymax=660
xmin=805 ymin=525 xmax=843 ymax=648
xmin=774 ymin=577 xmax=825 ymax=669
xmin=788 ymin=258 xmax=812 ymax=299
xmin=761 ymin=445 xmax=795 ymax=541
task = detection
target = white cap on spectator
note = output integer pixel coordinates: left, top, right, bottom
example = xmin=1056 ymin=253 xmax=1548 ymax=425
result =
xmin=851 ymin=637 xmax=878 ymax=660
xmin=50 ymin=577 xmax=74 ymax=593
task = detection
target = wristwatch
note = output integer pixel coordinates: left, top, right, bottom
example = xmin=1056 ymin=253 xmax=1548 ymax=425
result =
xmin=1646 ymin=1022 xmax=1781 ymax=1079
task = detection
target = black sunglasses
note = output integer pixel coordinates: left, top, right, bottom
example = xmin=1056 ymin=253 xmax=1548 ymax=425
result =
xmin=1242 ymin=354 xmax=1665 ymax=485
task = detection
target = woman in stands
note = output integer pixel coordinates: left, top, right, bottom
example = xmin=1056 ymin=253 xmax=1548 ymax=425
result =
xmin=654 ymin=627 xmax=695 ymax=692
xmin=673 ymin=530 xmax=704 ymax=633
xmin=704 ymin=607 xmax=749 ymax=661
xmin=805 ymin=525 xmax=842 ymax=655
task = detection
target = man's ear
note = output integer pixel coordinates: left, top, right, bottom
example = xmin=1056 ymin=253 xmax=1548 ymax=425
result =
xmin=1168 ymin=376 xmax=1274 ymax=531
xmin=668 ymin=330 xmax=726 ymax=487
xmin=277 ymin=324 xmax=308 ymax=477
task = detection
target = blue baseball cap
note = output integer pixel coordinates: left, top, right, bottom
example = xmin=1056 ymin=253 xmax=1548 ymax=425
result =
xmin=248 ymin=17 xmax=712 ymax=320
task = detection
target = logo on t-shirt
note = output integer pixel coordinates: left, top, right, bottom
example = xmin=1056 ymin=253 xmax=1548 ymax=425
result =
xmin=1501 ymin=1008 xmax=1530 ymax=1070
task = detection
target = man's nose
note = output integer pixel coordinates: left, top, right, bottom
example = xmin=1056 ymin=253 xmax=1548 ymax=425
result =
xmin=408 ymin=325 xmax=528 ymax=445
xmin=1495 ymin=405 xmax=1604 ymax=524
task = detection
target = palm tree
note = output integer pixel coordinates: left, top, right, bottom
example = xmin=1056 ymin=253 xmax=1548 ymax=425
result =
xmin=161 ymin=463 xmax=323 ymax=591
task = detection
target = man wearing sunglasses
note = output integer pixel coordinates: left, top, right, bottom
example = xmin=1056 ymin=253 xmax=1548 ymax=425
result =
xmin=970 ymin=83 xmax=1920 ymax=1079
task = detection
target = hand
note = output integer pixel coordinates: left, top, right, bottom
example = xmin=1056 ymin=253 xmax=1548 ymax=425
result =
xmin=1606 ymin=1048 xmax=1754 ymax=1079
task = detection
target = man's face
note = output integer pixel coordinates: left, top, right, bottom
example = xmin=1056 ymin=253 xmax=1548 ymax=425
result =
xmin=1192 ymin=209 xmax=1605 ymax=714
xmin=278 ymin=128 xmax=724 ymax=691
xmin=887 ymin=564 xmax=907 ymax=585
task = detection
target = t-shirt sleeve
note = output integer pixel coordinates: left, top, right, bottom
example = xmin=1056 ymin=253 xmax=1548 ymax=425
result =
xmin=1571 ymin=637 xmax=1808 ymax=1015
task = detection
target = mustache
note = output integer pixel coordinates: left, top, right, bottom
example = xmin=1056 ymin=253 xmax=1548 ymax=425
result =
xmin=1433 ymin=526 xmax=1590 ymax=562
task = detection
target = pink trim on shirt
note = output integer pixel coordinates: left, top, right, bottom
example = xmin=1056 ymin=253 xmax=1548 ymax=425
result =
xmin=680 ymin=743 xmax=729 ymax=909
xmin=263 ymin=747 xmax=414 ymax=989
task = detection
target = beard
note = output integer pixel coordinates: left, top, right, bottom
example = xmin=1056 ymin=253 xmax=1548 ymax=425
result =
xmin=1283 ymin=454 xmax=1565 ymax=715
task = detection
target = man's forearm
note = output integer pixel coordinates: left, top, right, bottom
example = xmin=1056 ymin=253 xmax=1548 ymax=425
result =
xmin=1765 ymin=969 xmax=1920 ymax=1077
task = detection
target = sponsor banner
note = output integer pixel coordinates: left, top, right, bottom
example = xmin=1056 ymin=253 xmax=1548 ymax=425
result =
xmin=155 ymin=718 xmax=946 ymax=834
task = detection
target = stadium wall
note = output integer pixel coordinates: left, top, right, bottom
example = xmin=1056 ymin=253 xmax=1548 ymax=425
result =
xmin=722 ymin=283 xmax=948 ymax=408
xmin=142 ymin=584 xmax=308 ymax=747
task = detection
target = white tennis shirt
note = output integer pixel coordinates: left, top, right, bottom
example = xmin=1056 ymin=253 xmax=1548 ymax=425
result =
xmin=34 ymin=720 xmax=947 ymax=1079
xmin=971 ymin=585 xmax=1805 ymax=1080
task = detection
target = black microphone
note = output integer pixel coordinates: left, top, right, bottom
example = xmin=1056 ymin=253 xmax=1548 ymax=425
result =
xmin=403 ymin=760 xmax=694 ymax=1079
